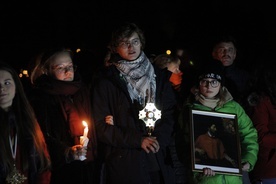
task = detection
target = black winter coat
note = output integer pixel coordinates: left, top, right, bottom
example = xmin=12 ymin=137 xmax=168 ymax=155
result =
xmin=92 ymin=65 xmax=177 ymax=184
xmin=28 ymin=75 xmax=97 ymax=184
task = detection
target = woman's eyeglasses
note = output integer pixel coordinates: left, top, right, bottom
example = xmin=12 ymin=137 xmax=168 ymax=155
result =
xmin=199 ymin=79 xmax=220 ymax=88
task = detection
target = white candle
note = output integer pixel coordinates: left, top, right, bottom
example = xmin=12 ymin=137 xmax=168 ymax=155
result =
xmin=79 ymin=121 xmax=89 ymax=161
xmin=80 ymin=121 xmax=89 ymax=147
xmin=82 ymin=121 xmax=88 ymax=138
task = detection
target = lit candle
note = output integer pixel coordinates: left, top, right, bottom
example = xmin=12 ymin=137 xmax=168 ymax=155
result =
xmin=80 ymin=121 xmax=89 ymax=147
xmin=79 ymin=121 xmax=89 ymax=161
xmin=82 ymin=121 xmax=88 ymax=138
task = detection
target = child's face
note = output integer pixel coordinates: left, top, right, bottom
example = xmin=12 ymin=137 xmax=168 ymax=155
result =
xmin=199 ymin=78 xmax=221 ymax=98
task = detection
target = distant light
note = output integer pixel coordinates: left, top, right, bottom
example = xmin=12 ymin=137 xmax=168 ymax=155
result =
xmin=76 ymin=48 xmax=81 ymax=53
xmin=22 ymin=70 xmax=28 ymax=75
xmin=189 ymin=60 xmax=194 ymax=66
xmin=19 ymin=69 xmax=29 ymax=77
xmin=166 ymin=50 xmax=171 ymax=55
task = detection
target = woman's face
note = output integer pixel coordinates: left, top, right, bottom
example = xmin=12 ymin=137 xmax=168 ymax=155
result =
xmin=115 ymin=32 xmax=142 ymax=61
xmin=49 ymin=52 xmax=75 ymax=81
xmin=199 ymin=78 xmax=221 ymax=98
xmin=0 ymin=70 xmax=16 ymax=111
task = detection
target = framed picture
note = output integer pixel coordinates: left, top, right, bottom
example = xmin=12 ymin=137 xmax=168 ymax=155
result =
xmin=190 ymin=109 xmax=242 ymax=176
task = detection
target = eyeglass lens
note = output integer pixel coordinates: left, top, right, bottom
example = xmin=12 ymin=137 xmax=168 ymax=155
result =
xmin=200 ymin=80 xmax=219 ymax=88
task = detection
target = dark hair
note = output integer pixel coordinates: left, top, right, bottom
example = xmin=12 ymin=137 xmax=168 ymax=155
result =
xmin=249 ymin=52 xmax=276 ymax=105
xmin=213 ymin=35 xmax=237 ymax=49
xmin=0 ymin=61 xmax=51 ymax=173
xmin=109 ymin=22 xmax=146 ymax=53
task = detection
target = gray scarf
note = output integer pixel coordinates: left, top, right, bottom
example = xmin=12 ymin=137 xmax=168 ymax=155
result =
xmin=115 ymin=52 xmax=156 ymax=105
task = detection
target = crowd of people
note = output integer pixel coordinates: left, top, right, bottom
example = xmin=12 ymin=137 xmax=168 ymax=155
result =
xmin=0 ymin=21 xmax=275 ymax=184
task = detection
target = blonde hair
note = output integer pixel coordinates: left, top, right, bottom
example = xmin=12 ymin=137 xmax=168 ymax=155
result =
xmin=30 ymin=48 xmax=73 ymax=84
xmin=153 ymin=54 xmax=180 ymax=69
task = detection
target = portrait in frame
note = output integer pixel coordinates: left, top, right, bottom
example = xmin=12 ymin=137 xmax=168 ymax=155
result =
xmin=190 ymin=109 xmax=242 ymax=176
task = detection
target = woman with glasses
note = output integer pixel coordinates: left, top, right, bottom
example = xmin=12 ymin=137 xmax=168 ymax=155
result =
xmin=177 ymin=61 xmax=258 ymax=184
xmin=28 ymin=48 xmax=98 ymax=184
xmin=92 ymin=22 xmax=177 ymax=184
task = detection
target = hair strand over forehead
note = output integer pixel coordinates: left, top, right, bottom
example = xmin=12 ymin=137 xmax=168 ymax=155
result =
xmin=109 ymin=22 xmax=145 ymax=52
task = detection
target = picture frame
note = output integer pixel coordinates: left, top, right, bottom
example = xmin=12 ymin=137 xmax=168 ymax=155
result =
xmin=190 ymin=109 xmax=242 ymax=176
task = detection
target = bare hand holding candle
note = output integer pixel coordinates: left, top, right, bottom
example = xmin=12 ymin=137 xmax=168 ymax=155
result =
xmin=79 ymin=121 xmax=89 ymax=161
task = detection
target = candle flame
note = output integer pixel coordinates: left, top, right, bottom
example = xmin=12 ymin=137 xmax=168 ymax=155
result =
xmin=82 ymin=121 xmax=88 ymax=127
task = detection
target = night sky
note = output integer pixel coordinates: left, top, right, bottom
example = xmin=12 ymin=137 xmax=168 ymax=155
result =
xmin=1 ymin=1 xmax=275 ymax=71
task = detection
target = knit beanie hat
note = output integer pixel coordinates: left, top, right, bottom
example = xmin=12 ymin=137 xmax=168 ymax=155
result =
xmin=198 ymin=60 xmax=224 ymax=85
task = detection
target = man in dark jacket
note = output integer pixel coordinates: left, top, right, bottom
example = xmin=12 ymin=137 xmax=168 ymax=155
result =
xmin=211 ymin=35 xmax=251 ymax=106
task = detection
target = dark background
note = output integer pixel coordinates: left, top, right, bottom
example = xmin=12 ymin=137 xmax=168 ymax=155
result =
xmin=0 ymin=1 xmax=275 ymax=72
